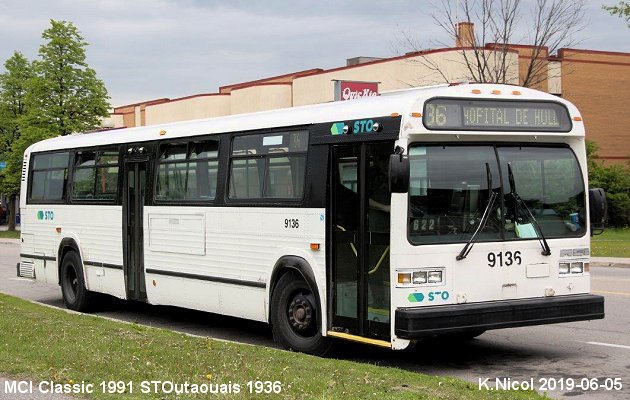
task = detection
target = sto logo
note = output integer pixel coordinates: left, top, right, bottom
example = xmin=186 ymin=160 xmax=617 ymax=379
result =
xmin=408 ymin=291 xmax=450 ymax=303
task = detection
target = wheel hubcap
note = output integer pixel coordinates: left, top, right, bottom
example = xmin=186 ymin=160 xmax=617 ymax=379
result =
xmin=288 ymin=294 xmax=313 ymax=332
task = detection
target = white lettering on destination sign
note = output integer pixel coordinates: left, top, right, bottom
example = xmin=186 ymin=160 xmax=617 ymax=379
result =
xmin=341 ymin=87 xmax=379 ymax=100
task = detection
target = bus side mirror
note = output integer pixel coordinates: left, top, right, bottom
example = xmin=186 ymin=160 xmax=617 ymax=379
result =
xmin=389 ymin=154 xmax=409 ymax=193
xmin=589 ymin=188 xmax=607 ymax=236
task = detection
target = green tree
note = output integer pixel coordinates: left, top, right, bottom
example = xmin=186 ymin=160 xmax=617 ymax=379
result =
xmin=24 ymin=20 xmax=110 ymax=137
xmin=0 ymin=52 xmax=33 ymax=230
xmin=0 ymin=20 xmax=110 ymax=231
xmin=603 ymin=2 xmax=630 ymax=27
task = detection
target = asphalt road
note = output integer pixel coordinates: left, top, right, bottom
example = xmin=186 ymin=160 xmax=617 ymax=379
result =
xmin=1 ymin=240 xmax=629 ymax=399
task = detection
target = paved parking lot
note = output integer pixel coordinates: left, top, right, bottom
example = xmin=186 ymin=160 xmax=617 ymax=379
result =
xmin=1 ymin=239 xmax=629 ymax=399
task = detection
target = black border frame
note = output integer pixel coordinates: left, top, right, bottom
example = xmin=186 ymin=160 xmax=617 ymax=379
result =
xmin=405 ymin=142 xmax=588 ymax=247
xmin=422 ymin=97 xmax=574 ymax=133
xmin=153 ymin=138 xmax=221 ymax=204
xmin=27 ymin=150 xmax=72 ymax=205
xmin=226 ymin=129 xmax=310 ymax=205
xmin=69 ymin=146 xmax=121 ymax=205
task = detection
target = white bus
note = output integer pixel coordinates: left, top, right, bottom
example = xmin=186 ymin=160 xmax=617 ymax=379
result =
xmin=18 ymin=83 xmax=605 ymax=355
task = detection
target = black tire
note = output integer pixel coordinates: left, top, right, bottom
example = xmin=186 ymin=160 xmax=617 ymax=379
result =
xmin=60 ymin=251 xmax=92 ymax=312
xmin=270 ymin=271 xmax=331 ymax=356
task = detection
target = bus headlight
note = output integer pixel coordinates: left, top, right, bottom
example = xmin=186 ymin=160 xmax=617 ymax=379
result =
xmin=412 ymin=271 xmax=427 ymax=284
xmin=428 ymin=271 xmax=443 ymax=284
xmin=570 ymin=262 xmax=584 ymax=274
xmin=559 ymin=262 xmax=570 ymax=274
xmin=397 ymin=269 xmax=444 ymax=287
xmin=398 ymin=272 xmax=412 ymax=285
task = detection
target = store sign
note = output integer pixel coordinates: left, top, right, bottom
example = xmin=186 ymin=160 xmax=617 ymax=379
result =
xmin=334 ymin=81 xmax=379 ymax=101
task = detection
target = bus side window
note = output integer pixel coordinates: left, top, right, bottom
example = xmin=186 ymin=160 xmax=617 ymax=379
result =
xmin=156 ymin=140 xmax=219 ymax=201
xmin=228 ymin=131 xmax=308 ymax=200
xmin=29 ymin=152 xmax=70 ymax=203
xmin=71 ymin=150 xmax=119 ymax=202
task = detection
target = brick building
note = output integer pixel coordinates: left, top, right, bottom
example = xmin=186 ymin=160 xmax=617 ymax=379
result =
xmin=555 ymin=49 xmax=630 ymax=163
xmin=104 ymin=23 xmax=630 ymax=164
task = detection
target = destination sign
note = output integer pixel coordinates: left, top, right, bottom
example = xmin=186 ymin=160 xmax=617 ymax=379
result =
xmin=423 ymin=98 xmax=572 ymax=132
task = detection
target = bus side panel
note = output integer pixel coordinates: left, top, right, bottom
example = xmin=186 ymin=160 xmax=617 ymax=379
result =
xmin=21 ymin=204 xmax=126 ymax=299
xmin=84 ymin=266 xmax=126 ymax=300
xmin=143 ymin=207 xmax=327 ymax=323
xmin=20 ymin=205 xmax=63 ymax=284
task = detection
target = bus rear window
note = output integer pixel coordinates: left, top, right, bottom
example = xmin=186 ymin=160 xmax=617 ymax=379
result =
xmin=29 ymin=152 xmax=70 ymax=203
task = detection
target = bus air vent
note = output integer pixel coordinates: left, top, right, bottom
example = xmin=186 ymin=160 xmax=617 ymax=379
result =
xmin=19 ymin=260 xmax=35 ymax=279
xmin=21 ymin=157 xmax=28 ymax=182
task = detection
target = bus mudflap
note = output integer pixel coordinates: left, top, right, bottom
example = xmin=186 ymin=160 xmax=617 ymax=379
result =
xmin=395 ymin=294 xmax=604 ymax=339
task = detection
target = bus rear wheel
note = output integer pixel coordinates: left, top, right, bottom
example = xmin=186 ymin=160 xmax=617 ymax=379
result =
xmin=60 ymin=251 xmax=92 ymax=312
xmin=271 ymin=271 xmax=331 ymax=356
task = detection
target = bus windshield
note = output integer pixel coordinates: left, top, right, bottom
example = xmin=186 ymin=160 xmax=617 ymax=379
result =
xmin=408 ymin=144 xmax=586 ymax=245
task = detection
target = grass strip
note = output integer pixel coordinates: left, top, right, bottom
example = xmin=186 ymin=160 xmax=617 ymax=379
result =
xmin=591 ymin=228 xmax=630 ymax=258
xmin=0 ymin=293 xmax=545 ymax=399
xmin=0 ymin=230 xmax=19 ymax=239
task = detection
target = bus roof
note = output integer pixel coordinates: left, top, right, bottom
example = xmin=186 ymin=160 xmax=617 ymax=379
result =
xmin=26 ymin=83 xmax=581 ymax=153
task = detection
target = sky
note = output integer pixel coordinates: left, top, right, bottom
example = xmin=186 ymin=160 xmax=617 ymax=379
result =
xmin=0 ymin=0 xmax=628 ymax=108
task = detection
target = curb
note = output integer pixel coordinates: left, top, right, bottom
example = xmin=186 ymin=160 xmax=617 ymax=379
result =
xmin=591 ymin=257 xmax=630 ymax=269
xmin=591 ymin=261 xmax=630 ymax=269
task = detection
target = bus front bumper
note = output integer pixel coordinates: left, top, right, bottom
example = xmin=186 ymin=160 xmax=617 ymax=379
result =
xmin=395 ymin=294 xmax=604 ymax=339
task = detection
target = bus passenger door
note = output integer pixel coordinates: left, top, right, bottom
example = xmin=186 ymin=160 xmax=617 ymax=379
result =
xmin=123 ymin=149 xmax=149 ymax=302
xmin=331 ymin=142 xmax=392 ymax=339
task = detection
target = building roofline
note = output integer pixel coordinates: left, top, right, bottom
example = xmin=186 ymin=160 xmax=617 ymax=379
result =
xmin=296 ymin=46 xmax=519 ymax=79
xmin=557 ymin=48 xmax=630 ymax=58
xmin=230 ymin=82 xmax=293 ymax=91
xmin=219 ymin=68 xmax=323 ymax=92
xmin=222 ymin=46 xmax=520 ymax=93
xmin=486 ymin=42 xmax=549 ymax=51
xmin=114 ymin=98 xmax=170 ymax=110
xmin=161 ymin=92 xmax=230 ymax=104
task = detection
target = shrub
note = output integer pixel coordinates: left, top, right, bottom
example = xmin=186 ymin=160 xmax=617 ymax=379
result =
xmin=587 ymin=141 xmax=630 ymax=227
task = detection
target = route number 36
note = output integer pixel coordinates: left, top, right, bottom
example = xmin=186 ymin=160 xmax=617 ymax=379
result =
xmin=424 ymin=104 xmax=448 ymax=126
xmin=487 ymin=251 xmax=522 ymax=267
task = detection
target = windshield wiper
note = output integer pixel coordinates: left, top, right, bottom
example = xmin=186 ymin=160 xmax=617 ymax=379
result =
xmin=507 ymin=163 xmax=551 ymax=256
xmin=457 ymin=163 xmax=497 ymax=261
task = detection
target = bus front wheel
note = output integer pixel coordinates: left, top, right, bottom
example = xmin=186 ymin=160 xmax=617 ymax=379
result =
xmin=60 ymin=251 xmax=92 ymax=312
xmin=271 ymin=271 xmax=331 ymax=356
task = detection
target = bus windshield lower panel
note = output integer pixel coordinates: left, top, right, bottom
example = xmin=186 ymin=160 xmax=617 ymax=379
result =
xmin=408 ymin=144 xmax=586 ymax=245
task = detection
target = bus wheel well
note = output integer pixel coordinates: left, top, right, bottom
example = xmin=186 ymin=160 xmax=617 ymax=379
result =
xmin=57 ymin=238 xmax=81 ymax=286
xmin=269 ymin=257 xmax=331 ymax=356
xmin=269 ymin=256 xmax=320 ymax=326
